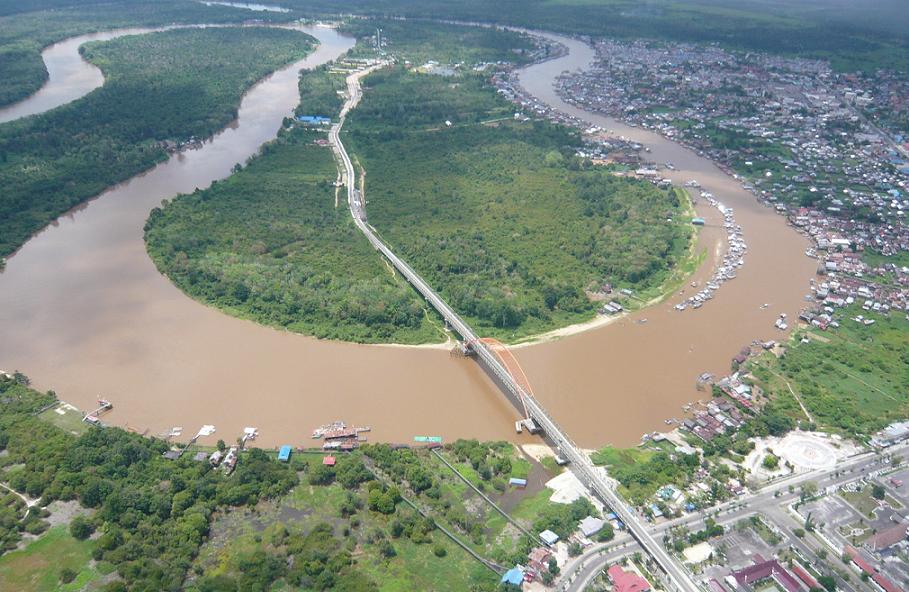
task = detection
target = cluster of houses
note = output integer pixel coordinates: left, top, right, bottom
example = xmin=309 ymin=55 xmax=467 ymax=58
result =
xmin=681 ymin=392 xmax=750 ymax=444
xmin=556 ymin=37 xmax=909 ymax=296
xmin=206 ymin=446 xmax=238 ymax=474
xmin=501 ymin=511 xmax=637 ymax=588
xmin=713 ymin=556 xmax=822 ymax=592
xmin=787 ymin=208 xmax=909 ymax=318
xmin=871 ymin=420 xmax=909 ymax=448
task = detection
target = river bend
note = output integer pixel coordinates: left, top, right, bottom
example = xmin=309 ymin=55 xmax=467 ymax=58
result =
xmin=0 ymin=27 xmax=816 ymax=448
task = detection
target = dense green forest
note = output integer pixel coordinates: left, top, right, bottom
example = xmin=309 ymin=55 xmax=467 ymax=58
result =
xmin=346 ymin=67 xmax=694 ymax=340
xmin=145 ymin=124 xmax=442 ymax=344
xmin=148 ymin=22 xmax=693 ymax=343
xmin=0 ymin=26 xmax=314 ymax=257
xmin=3 ymin=0 xmax=905 ymax=88
xmin=146 ymin=22 xmax=580 ymax=343
xmin=283 ymin=0 xmax=909 ymax=73
xmin=0 ymin=375 xmax=300 ymax=590
xmin=0 ymin=0 xmax=292 ymax=107
xmin=340 ymin=18 xmax=537 ymax=66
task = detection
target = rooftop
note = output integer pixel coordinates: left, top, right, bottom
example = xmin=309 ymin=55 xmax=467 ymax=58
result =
xmin=607 ymin=565 xmax=651 ymax=592
xmin=732 ymin=558 xmax=802 ymax=592
xmin=865 ymin=522 xmax=908 ymax=552
xmin=845 ymin=546 xmax=901 ymax=592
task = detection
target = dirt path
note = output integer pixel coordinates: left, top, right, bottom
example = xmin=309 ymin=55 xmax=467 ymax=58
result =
xmin=0 ymin=482 xmax=41 ymax=512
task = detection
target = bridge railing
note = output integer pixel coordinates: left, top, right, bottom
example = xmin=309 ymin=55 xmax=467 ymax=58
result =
xmin=332 ymin=68 xmax=699 ymax=592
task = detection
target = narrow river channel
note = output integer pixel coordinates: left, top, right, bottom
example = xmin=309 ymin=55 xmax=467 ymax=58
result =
xmin=0 ymin=28 xmax=164 ymax=124
xmin=0 ymin=26 xmax=816 ymax=449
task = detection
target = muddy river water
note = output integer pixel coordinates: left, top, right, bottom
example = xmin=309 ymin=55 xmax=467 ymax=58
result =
xmin=0 ymin=26 xmax=816 ymax=448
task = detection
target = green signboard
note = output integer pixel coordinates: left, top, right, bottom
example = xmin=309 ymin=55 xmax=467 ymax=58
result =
xmin=413 ymin=436 xmax=443 ymax=443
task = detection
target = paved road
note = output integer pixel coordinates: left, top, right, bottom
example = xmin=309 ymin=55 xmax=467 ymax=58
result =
xmin=329 ymin=65 xmax=702 ymax=592
xmin=560 ymin=444 xmax=904 ymax=590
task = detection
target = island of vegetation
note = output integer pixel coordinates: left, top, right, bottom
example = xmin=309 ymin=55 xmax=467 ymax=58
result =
xmin=145 ymin=21 xmax=698 ymax=344
xmin=145 ymin=123 xmax=444 ymax=343
xmin=0 ymin=0 xmax=294 ymax=108
xmin=0 ymin=25 xmax=315 ymax=258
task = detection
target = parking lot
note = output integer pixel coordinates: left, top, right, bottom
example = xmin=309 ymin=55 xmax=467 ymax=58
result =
xmin=700 ymin=524 xmax=781 ymax=582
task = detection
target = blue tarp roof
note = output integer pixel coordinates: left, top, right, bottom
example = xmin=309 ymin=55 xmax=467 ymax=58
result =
xmin=296 ymin=115 xmax=331 ymax=124
xmin=278 ymin=445 xmax=292 ymax=461
xmin=501 ymin=567 xmax=524 ymax=585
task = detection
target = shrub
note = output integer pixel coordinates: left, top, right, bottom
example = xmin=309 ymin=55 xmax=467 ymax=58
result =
xmin=70 ymin=515 xmax=95 ymax=540
xmin=60 ymin=567 xmax=77 ymax=584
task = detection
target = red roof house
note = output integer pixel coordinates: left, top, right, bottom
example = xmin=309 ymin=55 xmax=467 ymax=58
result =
xmin=791 ymin=562 xmax=819 ymax=591
xmin=845 ymin=546 xmax=902 ymax=592
xmin=607 ymin=565 xmax=651 ymax=592
xmin=732 ymin=558 xmax=801 ymax=592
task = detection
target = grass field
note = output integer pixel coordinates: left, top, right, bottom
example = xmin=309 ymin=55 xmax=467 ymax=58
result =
xmin=840 ymin=487 xmax=903 ymax=519
xmin=0 ymin=526 xmax=103 ymax=592
xmin=37 ymin=404 xmax=89 ymax=436
xmin=749 ymin=305 xmax=909 ymax=437
xmin=862 ymin=249 xmax=909 ymax=270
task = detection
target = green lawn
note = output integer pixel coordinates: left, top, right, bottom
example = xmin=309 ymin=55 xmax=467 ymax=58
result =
xmin=590 ymin=446 xmax=654 ymax=468
xmin=749 ymin=305 xmax=909 ymax=436
xmin=841 ymin=487 xmax=903 ymax=518
xmin=37 ymin=405 xmax=89 ymax=437
xmin=0 ymin=526 xmax=101 ymax=592
xmin=862 ymin=248 xmax=909 ymax=269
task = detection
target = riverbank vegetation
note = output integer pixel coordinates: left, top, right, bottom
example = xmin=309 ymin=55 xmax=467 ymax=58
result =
xmin=748 ymin=305 xmax=909 ymax=438
xmin=0 ymin=26 xmax=314 ymax=257
xmin=340 ymin=18 xmax=537 ymax=66
xmin=0 ymin=375 xmax=299 ymax=590
xmin=347 ymin=66 xmax=695 ymax=341
xmin=147 ymin=22 xmax=694 ymax=343
xmin=277 ymin=0 xmax=909 ymax=74
xmin=145 ymin=125 xmax=442 ymax=343
xmin=0 ymin=378 xmax=575 ymax=590
xmin=0 ymin=0 xmax=291 ymax=108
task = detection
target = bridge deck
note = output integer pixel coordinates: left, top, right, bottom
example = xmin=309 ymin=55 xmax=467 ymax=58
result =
xmin=330 ymin=64 xmax=701 ymax=592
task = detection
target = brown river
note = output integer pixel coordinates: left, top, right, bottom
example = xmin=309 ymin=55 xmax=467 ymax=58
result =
xmin=0 ymin=27 xmax=816 ymax=449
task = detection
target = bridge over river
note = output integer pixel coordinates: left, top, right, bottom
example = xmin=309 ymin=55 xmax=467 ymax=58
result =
xmin=331 ymin=64 xmax=702 ymax=592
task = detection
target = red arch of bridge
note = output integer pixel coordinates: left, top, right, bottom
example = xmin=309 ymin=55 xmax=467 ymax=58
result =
xmin=475 ymin=337 xmax=533 ymax=419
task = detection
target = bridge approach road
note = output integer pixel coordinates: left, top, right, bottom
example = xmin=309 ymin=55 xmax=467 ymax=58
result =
xmin=329 ymin=64 xmax=702 ymax=592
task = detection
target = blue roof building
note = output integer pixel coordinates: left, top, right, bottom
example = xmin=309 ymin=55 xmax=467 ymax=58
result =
xmin=296 ymin=115 xmax=331 ymax=125
xmin=501 ymin=566 xmax=524 ymax=586
xmin=278 ymin=445 xmax=292 ymax=462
